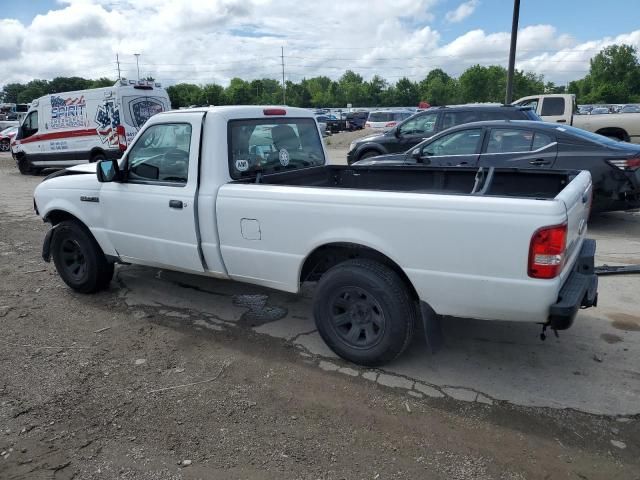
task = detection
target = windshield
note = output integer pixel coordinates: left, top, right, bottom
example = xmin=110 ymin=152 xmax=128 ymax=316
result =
xmin=228 ymin=117 xmax=325 ymax=178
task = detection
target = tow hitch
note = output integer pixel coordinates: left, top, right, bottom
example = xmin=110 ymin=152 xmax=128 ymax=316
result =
xmin=595 ymin=264 xmax=640 ymax=275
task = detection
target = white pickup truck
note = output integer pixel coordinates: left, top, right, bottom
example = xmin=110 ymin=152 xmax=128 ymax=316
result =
xmin=33 ymin=106 xmax=599 ymax=366
xmin=514 ymin=94 xmax=640 ymax=143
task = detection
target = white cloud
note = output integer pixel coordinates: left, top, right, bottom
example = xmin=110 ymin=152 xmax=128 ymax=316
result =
xmin=0 ymin=0 xmax=639 ymax=91
xmin=445 ymin=0 xmax=479 ymax=24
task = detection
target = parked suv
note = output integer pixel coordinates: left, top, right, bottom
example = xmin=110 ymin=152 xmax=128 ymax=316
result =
xmin=347 ymin=104 xmax=541 ymax=164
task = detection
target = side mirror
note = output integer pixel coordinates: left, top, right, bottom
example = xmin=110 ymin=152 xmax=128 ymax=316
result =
xmin=96 ymin=158 xmax=121 ymax=182
xmin=394 ymin=128 xmax=401 ymax=138
xmin=411 ymin=148 xmax=421 ymax=159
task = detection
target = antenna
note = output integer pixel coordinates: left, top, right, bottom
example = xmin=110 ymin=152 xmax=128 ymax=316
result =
xmin=116 ymin=53 xmax=121 ymax=80
xmin=281 ymin=46 xmax=286 ymax=105
xmin=134 ymin=53 xmax=141 ymax=81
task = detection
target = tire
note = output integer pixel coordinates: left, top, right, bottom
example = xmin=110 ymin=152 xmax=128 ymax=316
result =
xmin=90 ymin=151 xmax=106 ymax=163
xmin=358 ymin=150 xmax=381 ymax=161
xmin=51 ymin=220 xmax=114 ymax=293
xmin=17 ymin=155 xmax=42 ymax=175
xmin=313 ymin=259 xmax=416 ymax=366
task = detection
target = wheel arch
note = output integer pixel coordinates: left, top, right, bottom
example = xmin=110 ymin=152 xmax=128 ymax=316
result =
xmin=89 ymin=147 xmax=106 ymax=162
xmin=356 ymin=145 xmax=386 ymax=161
xmin=594 ymin=127 xmax=629 ymax=142
xmin=299 ymin=242 xmax=419 ymax=301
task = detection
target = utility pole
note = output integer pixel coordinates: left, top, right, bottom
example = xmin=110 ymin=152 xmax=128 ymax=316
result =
xmin=134 ymin=53 xmax=141 ymax=81
xmin=116 ymin=53 xmax=121 ymax=80
xmin=504 ymin=0 xmax=520 ymax=104
xmin=281 ymin=46 xmax=286 ymax=105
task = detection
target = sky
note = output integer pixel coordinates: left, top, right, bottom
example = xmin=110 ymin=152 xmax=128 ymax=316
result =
xmin=1 ymin=0 xmax=639 ymax=89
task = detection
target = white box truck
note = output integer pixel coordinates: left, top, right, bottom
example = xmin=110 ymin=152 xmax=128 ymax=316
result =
xmin=12 ymin=80 xmax=171 ymax=174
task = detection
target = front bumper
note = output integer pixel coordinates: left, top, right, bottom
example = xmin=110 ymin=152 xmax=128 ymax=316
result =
xmin=548 ymin=238 xmax=598 ymax=330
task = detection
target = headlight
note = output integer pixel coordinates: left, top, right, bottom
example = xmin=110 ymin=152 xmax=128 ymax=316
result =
xmin=349 ymin=141 xmax=356 ymax=152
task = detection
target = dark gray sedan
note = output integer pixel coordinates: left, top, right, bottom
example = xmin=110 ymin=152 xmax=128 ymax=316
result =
xmin=354 ymin=120 xmax=640 ymax=212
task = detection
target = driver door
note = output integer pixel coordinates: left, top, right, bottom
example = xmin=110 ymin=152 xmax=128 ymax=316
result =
xmin=393 ymin=112 xmax=438 ymax=153
xmin=418 ymin=128 xmax=484 ymax=167
xmin=99 ymin=113 xmax=206 ymax=272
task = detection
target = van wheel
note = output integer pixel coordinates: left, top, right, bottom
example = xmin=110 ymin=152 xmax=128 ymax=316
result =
xmin=17 ymin=156 xmax=38 ymax=175
xmin=90 ymin=152 xmax=106 ymax=163
xmin=313 ymin=259 xmax=416 ymax=366
xmin=51 ymin=221 xmax=114 ymax=293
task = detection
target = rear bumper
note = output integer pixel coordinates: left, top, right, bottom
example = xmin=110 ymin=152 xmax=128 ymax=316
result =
xmin=548 ymin=238 xmax=598 ymax=330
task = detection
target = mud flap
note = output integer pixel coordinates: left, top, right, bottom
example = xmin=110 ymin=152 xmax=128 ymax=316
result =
xmin=420 ymin=301 xmax=443 ymax=354
xmin=41 ymin=224 xmax=59 ymax=262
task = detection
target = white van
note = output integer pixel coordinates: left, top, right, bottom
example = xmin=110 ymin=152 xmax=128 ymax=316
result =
xmin=12 ymin=80 xmax=171 ymax=174
xmin=365 ymin=110 xmax=413 ymax=131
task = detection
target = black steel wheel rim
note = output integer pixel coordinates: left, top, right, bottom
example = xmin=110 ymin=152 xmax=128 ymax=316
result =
xmin=60 ymin=238 xmax=87 ymax=281
xmin=329 ymin=286 xmax=386 ymax=349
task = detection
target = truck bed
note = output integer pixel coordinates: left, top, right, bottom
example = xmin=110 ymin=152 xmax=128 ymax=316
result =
xmin=237 ymin=165 xmax=573 ymax=200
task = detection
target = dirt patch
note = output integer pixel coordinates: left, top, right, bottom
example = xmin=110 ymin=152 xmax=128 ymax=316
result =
xmin=324 ymin=129 xmax=373 ymax=149
xmin=601 ymin=333 xmax=624 ymax=343
xmin=608 ymin=312 xmax=640 ymax=331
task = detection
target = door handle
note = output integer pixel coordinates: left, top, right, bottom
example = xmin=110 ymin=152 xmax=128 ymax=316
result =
xmin=169 ymin=200 xmax=184 ymax=209
xmin=556 ymin=119 xmax=567 ymax=123
xmin=529 ymin=159 xmax=551 ymax=166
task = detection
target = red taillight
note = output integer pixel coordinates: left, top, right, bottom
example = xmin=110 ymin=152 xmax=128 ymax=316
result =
xmin=528 ymin=223 xmax=567 ymax=279
xmin=263 ymin=108 xmax=286 ymax=116
xmin=608 ymin=157 xmax=640 ymax=170
xmin=116 ymin=125 xmax=127 ymax=152
xmin=385 ymin=122 xmax=397 ymax=127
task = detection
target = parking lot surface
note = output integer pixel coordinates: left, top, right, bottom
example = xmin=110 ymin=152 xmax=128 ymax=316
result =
xmin=1 ymin=150 xmax=639 ymax=479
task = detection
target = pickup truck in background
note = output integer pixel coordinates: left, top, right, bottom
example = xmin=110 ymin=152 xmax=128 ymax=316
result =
xmin=33 ymin=106 xmax=598 ymax=366
xmin=514 ymin=94 xmax=640 ymax=143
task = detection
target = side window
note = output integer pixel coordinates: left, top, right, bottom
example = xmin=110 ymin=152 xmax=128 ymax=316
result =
xmin=486 ymin=128 xmax=534 ymax=153
xmin=423 ymin=129 xmax=483 ymax=156
xmin=532 ymin=132 xmax=553 ymax=150
xmin=540 ymin=97 xmax=565 ymax=116
xmin=127 ymin=123 xmax=192 ymax=184
xmin=517 ymin=99 xmax=539 ymax=112
xmin=441 ymin=111 xmax=480 ymax=130
xmin=22 ymin=111 xmax=38 ymax=138
xmin=399 ymin=113 xmax=437 ymax=136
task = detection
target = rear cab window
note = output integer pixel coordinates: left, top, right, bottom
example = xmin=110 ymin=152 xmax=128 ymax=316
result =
xmin=540 ymin=97 xmax=566 ymax=116
xmin=228 ymin=118 xmax=325 ymax=179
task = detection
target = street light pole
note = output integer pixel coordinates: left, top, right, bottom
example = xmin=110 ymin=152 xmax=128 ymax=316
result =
xmin=504 ymin=0 xmax=520 ymax=104
xmin=134 ymin=53 xmax=141 ymax=81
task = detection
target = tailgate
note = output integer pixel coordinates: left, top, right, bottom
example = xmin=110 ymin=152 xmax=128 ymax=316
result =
xmin=555 ymin=170 xmax=593 ymax=280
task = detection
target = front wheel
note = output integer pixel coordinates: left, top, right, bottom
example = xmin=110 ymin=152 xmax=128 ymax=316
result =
xmin=357 ymin=150 xmax=381 ymax=162
xmin=313 ymin=259 xmax=416 ymax=366
xmin=51 ymin=221 xmax=114 ymax=293
xmin=17 ymin=156 xmax=39 ymax=175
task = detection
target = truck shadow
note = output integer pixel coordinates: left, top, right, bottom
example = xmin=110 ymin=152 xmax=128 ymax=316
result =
xmin=113 ymin=264 xmax=640 ymax=416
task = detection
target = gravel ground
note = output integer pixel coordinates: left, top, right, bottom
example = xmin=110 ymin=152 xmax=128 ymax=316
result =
xmin=1 ymin=152 xmax=638 ymax=480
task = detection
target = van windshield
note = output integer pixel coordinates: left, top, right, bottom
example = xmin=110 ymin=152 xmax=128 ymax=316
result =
xmin=228 ymin=118 xmax=325 ymax=178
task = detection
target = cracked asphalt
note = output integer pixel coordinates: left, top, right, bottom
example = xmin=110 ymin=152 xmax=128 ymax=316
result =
xmin=1 ymin=150 xmax=639 ymax=479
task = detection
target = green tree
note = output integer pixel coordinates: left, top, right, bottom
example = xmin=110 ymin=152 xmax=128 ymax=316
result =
xmin=0 ymin=83 xmax=26 ymax=103
xmin=394 ymin=77 xmax=419 ymax=106
xmin=17 ymin=79 xmax=50 ymax=103
xmin=166 ymin=83 xmax=203 ymax=108
xmin=418 ymin=69 xmax=459 ymax=105
xmin=224 ymin=78 xmax=253 ymax=104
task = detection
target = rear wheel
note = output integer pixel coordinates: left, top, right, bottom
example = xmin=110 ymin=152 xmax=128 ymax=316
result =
xmin=90 ymin=151 xmax=106 ymax=163
xmin=51 ymin=221 xmax=114 ymax=293
xmin=313 ymin=259 xmax=416 ymax=366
